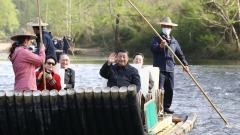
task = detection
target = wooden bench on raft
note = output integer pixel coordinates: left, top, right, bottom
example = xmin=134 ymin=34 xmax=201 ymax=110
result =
xmin=0 ymin=85 xmax=147 ymax=135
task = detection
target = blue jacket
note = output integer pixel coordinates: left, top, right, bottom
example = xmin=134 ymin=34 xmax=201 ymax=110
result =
xmin=150 ymin=33 xmax=188 ymax=72
xmin=35 ymin=30 xmax=57 ymax=59
xmin=100 ymin=62 xmax=141 ymax=91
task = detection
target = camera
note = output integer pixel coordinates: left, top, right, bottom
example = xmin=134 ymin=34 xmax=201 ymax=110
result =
xmin=45 ymin=69 xmax=51 ymax=74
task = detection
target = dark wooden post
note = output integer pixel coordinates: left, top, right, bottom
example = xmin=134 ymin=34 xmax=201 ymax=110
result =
xmin=33 ymin=90 xmax=45 ymax=135
xmin=49 ymin=90 xmax=61 ymax=135
xmin=102 ymin=87 xmax=116 ymax=135
xmin=41 ymin=90 xmax=53 ymax=135
xmin=6 ymin=90 xmax=19 ymax=135
xmin=128 ymin=85 xmax=144 ymax=135
xmin=0 ymin=90 xmax=10 ymax=135
xmin=58 ymin=90 xmax=73 ymax=135
xmin=75 ymin=88 xmax=88 ymax=135
xmin=111 ymin=86 xmax=125 ymax=135
xmin=93 ymin=87 xmax=106 ymax=135
xmin=24 ymin=90 xmax=38 ymax=135
xmin=85 ymin=87 xmax=98 ymax=135
xmin=15 ymin=90 xmax=27 ymax=135
xmin=67 ymin=89 xmax=81 ymax=134
xmin=119 ymin=86 xmax=135 ymax=135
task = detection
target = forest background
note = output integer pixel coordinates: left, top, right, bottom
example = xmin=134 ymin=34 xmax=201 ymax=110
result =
xmin=1 ymin=0 xmax=240 ymax=60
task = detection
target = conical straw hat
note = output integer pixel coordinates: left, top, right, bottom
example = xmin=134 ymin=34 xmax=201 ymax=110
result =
xmin=10 ymin=29 xmax=37 ymax=41
xmin=157 ymin=17 xmax=178 ymax=26
xmin=27 ymin=17 xmax=48 ymax=26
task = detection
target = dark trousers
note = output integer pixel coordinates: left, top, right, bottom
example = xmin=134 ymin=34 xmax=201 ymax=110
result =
xmin=159 ymin=71 xmax=174 ymax=109
xmin=56 ymin=52 xmax=62 ymax=63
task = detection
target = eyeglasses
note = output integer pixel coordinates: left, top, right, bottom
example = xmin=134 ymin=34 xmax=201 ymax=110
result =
xmin=46 ymin=62 xmax=55 ymax=66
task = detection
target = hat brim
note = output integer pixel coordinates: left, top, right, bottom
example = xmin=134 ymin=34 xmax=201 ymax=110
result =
xmin=157 ymin=22 xmax=178 ymax=26
xmin=27 ymin=22 xmax=48 ymax=26
xmin=11 ymin=34 xmax=37 ymax=41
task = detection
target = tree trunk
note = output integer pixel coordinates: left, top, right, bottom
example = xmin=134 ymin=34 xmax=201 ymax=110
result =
xmin=230 ymin=25 xmax=240 ymax=51
xmin=238 ymin=0 xmax=240 ymax=28
xmin=114 ymin=14 xmax=120 ymax=51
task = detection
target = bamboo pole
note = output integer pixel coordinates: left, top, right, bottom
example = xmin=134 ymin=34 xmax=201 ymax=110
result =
xmin=127 ymin=0 xmax=231 ymax=127
xmin=37 ymin=0 xmax=46 ymax=90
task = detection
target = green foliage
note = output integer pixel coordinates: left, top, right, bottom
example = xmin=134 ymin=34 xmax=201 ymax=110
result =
xmin=119 ymin=27 xmax=137 ymax=42
xmin=2 ymin=0 xmax=240 ymax=60
xmin=0 ymin=0 xmax=19 ymax=37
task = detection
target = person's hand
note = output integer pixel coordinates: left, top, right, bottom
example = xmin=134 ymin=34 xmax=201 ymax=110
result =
xmin=183 ymin=66 xmax=189 ymax=72
xmin=160 ymin=40 xmax=167 ymax=48
xmin=37 ymin=71 xmax=44 ymax=80
xmin=40 ymin=43 xmax=45 ymax=50
xmin=108 ymin=52 xmax=116 ymax=66
xmin=45 ymin=72 xmax=53 ymax=80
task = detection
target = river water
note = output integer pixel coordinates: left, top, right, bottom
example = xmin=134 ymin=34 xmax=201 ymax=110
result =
xmin=0 ymin=60 xmax=240 ymax=135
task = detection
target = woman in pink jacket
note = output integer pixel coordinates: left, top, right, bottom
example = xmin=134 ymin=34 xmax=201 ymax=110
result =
xmin=9 ymin=29 xmax=45 ymax=90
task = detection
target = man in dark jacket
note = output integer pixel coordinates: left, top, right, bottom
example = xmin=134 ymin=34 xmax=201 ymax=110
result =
xmin=53 ymin=38 xmax=63 ymax=62
xmin=150 ymin=17 xmax=189 ymax=114
xmin=100 ymin=49 xmax=141 ymax=91
xmin=27 ymin=17 xmax=57 ymax=59
xmin=63 ymin=36 xmax=70 ymax=54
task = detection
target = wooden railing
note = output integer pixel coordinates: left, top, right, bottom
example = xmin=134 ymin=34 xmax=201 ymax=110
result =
xmin=0 ymin=85 xmax=144 ymax=135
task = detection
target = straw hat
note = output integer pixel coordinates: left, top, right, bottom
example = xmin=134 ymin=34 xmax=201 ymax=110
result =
xmin=157 ymin=17 xmax=178 ymax=27
xmin=10 ymin=29 xmax=37 ymax=41
xmin=27 ymin=17 xmax=48 ymax=26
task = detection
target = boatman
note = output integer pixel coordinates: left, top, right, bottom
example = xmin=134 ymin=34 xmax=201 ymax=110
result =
xmin=27 ymin=17 xmax=57 ymax=59
xmin=150 ymin=17 xmax=189 ymax=114
xmin=100 ymin=48 xmax=141 ymax=91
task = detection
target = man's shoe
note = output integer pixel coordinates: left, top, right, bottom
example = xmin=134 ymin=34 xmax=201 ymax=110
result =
xmin=164 ymin=108 xmax=174 ymax=114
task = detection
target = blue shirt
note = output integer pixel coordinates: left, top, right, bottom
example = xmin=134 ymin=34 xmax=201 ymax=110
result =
xmin=100 ymin=62 xmax=141 ymax=91
xmin=150 ymin=33 xmax=188 ymax=72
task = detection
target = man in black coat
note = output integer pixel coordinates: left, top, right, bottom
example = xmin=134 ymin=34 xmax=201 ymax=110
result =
xmin=100 ymin=49 xmax=141 ymax=91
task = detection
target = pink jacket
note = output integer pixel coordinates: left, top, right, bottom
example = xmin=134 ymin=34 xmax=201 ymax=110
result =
xmin=10 ymin=46 xmax=45 ymax=90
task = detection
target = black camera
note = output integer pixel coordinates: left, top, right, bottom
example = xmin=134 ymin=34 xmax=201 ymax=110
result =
xmin=45 ymin=69 xmax=51 ymax=74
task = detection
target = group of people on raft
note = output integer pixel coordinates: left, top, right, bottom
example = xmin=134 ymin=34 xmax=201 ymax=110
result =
xmin=9 ymin=17 xmax=189 ymax=114
xmin=9 ymin=17 xmax=75 ymax=91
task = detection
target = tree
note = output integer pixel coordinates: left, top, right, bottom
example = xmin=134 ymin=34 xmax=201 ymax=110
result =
xmin=0 ymin=0 xmax=19 ymax=37
xmin=185 ymin=0 xmax=240 ymax=51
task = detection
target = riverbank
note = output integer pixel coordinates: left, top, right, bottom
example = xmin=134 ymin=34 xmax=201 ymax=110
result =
xmin=2 ymin=42 xmax=240 ymax=65
xmin=0 ymin=42 xmax=104 ymax=58
xmin=0 ymin=42 xmax=11 ymax=52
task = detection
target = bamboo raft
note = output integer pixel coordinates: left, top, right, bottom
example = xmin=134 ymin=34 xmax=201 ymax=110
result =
xmin=0 ymin=85 xmax=196 ymax=135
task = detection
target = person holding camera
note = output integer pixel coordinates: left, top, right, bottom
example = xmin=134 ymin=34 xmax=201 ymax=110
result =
xmin=36 ymin=56 xmax=61 ymax=91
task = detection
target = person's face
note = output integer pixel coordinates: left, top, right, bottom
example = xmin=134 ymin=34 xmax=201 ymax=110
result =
xmin=117 ymin=52 xmax=128 ymax=67
xmin=45 ymin=58 xmax=56 ymax=70
xmin=60 ymin=55 xmax=70 ymax=69
xmin=23 ymin=38 xmax=30 ymax=46
xmin=32 ymin=27 xmax=39 ymax=34
xmin=133 ymin=55 xmax=143 ymax=65
xmin=161 ymin=25 xmax=172 ymax=36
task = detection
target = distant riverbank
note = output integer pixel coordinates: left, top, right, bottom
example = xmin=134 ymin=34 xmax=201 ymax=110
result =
xmin=2 ymin=42 xmax=240 ymax=65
